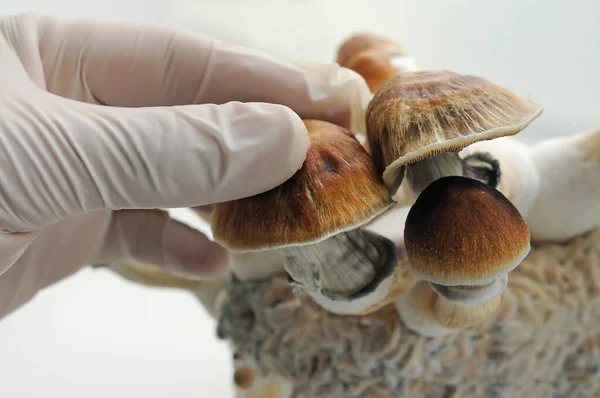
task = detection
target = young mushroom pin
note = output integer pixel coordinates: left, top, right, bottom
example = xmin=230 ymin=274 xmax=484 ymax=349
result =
xmin=336 ymin=32 xmax=419 ymax=93
xmin=366 ymin=70 xmax=544 ymax=196
xmin=396 ymin=176 xmax=530 ymax=336
xmin=211 ymin=120 xmax=404 ymax=315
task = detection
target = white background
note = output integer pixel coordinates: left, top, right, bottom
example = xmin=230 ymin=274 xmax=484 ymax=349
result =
xmin=0 ymin=1 xmax=599 ymax=397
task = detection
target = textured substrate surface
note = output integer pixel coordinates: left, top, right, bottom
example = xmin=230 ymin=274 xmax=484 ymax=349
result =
xmin=217 ymin=228 xmax=600 ymax=398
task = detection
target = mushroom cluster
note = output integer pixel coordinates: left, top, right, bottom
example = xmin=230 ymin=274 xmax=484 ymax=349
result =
xmin=98 ymin=30 xmax=600 ymax=398
xmin=209 ymin=32 xmax=544 ymax=335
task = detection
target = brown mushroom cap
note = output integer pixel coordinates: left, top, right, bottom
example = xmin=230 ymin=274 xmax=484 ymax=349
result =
xmin=233 ymin=366 xmax=255 ymax=390
xmin=404 ymin=176 xmax=530 ymax=286
xmin=365 ymin=70 xmax=543 ymax=187
xmin=337 ymin=32 xmax=406 ymax=67
xmin=211 ymin=120 xmax=395 ymax=252
xmin=344 ymin=48 xmax=398 ymax=93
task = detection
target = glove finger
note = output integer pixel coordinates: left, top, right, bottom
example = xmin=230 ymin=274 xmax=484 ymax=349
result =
xmin=94 ymin=209 xmax=229 ymax=279
xmin=11 ymin=13 xmax=370 ymax=133
xmin=0 ymin=95 xmax=308 ymax=232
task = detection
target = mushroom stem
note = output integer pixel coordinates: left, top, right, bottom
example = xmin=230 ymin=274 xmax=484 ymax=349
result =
xmin=396 ymin=281 xmax=501 ymax=337
xmin=433 ymin=290 xmax=502 ymax=330
xmin=404 ymin=151 xmax=501 ymax=196
xmin=405 ymin=152 xmax=463 ymax=195
xmin=228 ymin=250 xmax=285 ymax=281
xmin=282 ymin=229 xmax=399 ymax=314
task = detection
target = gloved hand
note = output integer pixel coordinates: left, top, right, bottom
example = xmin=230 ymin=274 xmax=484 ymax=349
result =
xmin=0 ymin=12 xmax=372 ymax=319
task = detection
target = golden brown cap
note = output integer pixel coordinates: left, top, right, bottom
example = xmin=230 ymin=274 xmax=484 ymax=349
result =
xmin=233 ymin=366 xmax=255 ymax=390
xmin=365 ymin=70 xmax=543 ymax=187
xmin=404 ymin=176 xmax=530 ymax=286
xmin=211 ymin=120 xmax=396 ymax=251
xmin=336 ymin=32 xmax=406 ymax=67
xmin=344 ymin=48 xmax=398 ymax=93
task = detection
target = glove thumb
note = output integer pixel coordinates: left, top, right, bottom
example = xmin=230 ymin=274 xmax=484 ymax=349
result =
xmin=93 ymin=209 xmax=229 ymax=279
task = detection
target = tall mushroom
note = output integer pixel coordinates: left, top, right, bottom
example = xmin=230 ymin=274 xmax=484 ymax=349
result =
xmin=336 ymin=32 xmax=419 ymax=93
xmin=396 ymin=176 xmax=530 ymax=336
xmin=366 ymin=70 xmax=544 ymax=196
xmin=211 ymin=120 xmax=404 ymax=315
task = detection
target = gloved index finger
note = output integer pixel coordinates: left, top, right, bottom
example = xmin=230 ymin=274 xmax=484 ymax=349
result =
xmin=28 ymin=13 xmax=371 ymax=133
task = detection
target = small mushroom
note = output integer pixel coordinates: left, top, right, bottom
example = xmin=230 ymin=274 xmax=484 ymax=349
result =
xmin=336 ymin=32 xmax=419 ymax=93
xmin=343 ymin=49 xmax=400 ymax=94
xmin=458 ymin=136 xmax=541 ymax=219
xmin=403 ymin=176 xmax=530 ymax=307
xmin=366 ymin=70 xmax=544 ymax=196
xmin=525 ymin=126 xmax=600 ymax=242
xmin=234 ymin=365 xmax=256 ymax=390
xmin=211 ymin=120 xmax=403 ymax=315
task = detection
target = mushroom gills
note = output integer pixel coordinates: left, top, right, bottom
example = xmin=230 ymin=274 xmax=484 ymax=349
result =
xmin=282 ymin=229 xmax=398 ymax=310
xmin=430 ymin=274 xmax=508 ymax=307
xmin=405 ymin=151 xmax=501 ymax=195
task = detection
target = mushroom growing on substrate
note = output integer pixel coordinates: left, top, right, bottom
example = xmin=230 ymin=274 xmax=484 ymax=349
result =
xmin=525 ymin=126 xmax=600 ymax=242
xmin=396 ymin=176 xmax=531 ymax=337
xmin=336 ymin=32 xmax=419 ymax=93
xmin=211 ymin=119 xmax=406 ymax=315
xmin=366 ymin=70 xmax=544 ymax=196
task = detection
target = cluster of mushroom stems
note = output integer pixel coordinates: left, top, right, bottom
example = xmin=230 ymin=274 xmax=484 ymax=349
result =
xmin=205 ymin=32 xmax=600 ymax=390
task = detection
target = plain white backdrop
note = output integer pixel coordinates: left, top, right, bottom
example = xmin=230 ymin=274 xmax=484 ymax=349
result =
xmin=0 ymin=1 xmax=599 ymax=397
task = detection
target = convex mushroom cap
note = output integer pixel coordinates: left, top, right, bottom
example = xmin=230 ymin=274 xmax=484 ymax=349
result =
xmin=211 ymin=119 xmax=395 ymax=252
xmin=404 ymin=176 xmax=530 ymax=287
xmin=337 ymin=32 xmax=417 ymax=94
xmin=366 ymin=70 xmax=543 ymax=194
xmin=344 ymin=49 xmax=399 ymax=94
xmin=336 ymin=32 xmax=407 ymax=68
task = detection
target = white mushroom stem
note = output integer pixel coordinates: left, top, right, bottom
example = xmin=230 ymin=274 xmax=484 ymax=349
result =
xmin=406 ymin=152 xmax=463 ymax=195
xmin=525 ymin=126 xmax=600 ymax=242
xmin=404 ymin=151 xmax=501 ymax=197
xmin=395 ymin=280 xmax=501 ymax=338
xmin=459 ymin=137 xmax=540 ymax=219
xmin=282 ymin=229 xmax=398 ymax=314
xmin=228 ymin=250 xmax=286 ymax=281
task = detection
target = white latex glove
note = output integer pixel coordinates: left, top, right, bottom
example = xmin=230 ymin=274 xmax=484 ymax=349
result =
xmin=0 ymin=13 xmax=372 ymax=319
